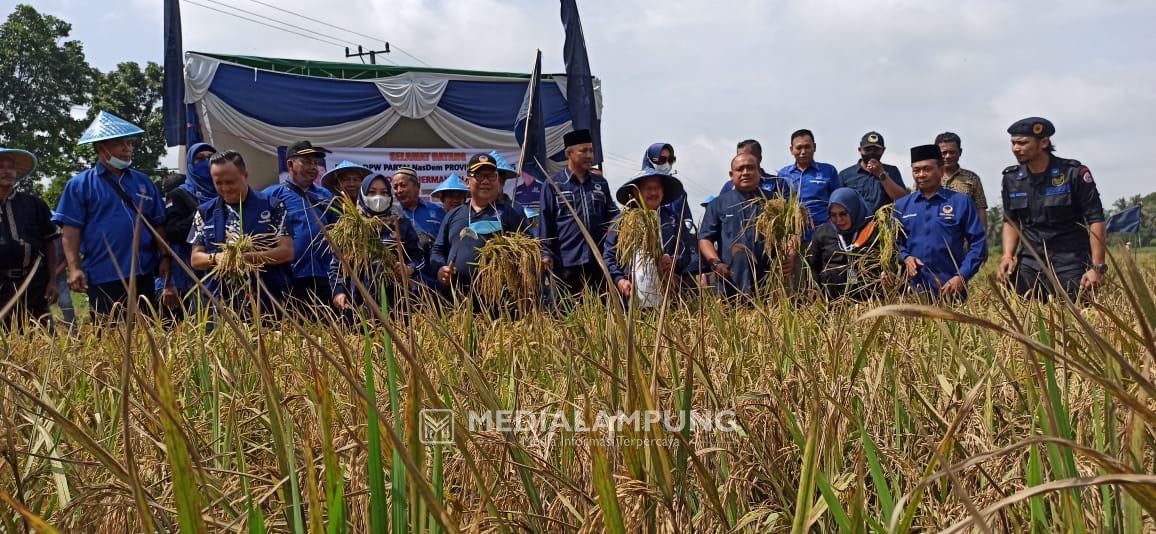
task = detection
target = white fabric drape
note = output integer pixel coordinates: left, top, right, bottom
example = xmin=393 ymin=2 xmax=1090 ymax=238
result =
xmin=199 ymin=93 xmax=404 ymax=154
xmin=374 ymin=72 xmax=448 ymax=119
xmin=184 ymin=54 xmax=220 ymax=104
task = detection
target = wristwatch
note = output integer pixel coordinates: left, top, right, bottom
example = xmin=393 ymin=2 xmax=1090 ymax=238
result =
xmin=1092 ymin=263 xmax=1108 ymax=274
xmin=710 ymin=259 xmax=726 ymax=272
xmin=876 ymin=172 xmax=889 ymax=182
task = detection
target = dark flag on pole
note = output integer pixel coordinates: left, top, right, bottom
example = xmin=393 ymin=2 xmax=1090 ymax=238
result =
xmin=1106 ymin=205 xmax=1142 ymax=234
xmin=163 ymin=0 xmax=186 ymax=147
xmin=560 ymin=0 xmax=602 ymax=165
xmin=515 ymin=51 xmax=549 ymax=181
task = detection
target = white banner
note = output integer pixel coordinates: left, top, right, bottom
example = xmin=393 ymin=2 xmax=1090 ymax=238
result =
xmin=324 ymin=147 xmax=519 ymax=200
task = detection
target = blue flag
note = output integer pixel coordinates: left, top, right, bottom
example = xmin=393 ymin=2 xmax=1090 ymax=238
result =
xmin=163 ymin=0 xmax=186 ymax=147
xmin=515 ymin=51 xmax=549 ymax=181
xmin=1106 ymin=205 xmax=1142 ymax=234
xmin=560 ymin=0 xmax=602 ymax=165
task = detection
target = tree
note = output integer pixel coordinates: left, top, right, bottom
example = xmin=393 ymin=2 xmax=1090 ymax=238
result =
xmin=1106 ymin=192 xmax=1156 ymax=248
xmin=986 ymin=206 xmax=1003 ymax=253
xmin=0 ymin=4 xmax=95 ymax=194
xmin=44 ymin=61 xmax=168 ymax=207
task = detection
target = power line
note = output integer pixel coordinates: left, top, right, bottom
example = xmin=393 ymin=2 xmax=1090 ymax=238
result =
xmin=240 ymin=0 xmax=429 ymax=66
xmin=181 ymin=0 xmax=349 ymax=50
xmin=191 ymin=0 xmax=362 ymax=49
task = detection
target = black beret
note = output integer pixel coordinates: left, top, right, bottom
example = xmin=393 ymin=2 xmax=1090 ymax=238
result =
xmin=910 ymin=144 xmax=943 ymax=164
xmin=1007 ymin=117 xmax=1055 ymax=138
xmin=563 ymin=129 xmax=593 ymax=148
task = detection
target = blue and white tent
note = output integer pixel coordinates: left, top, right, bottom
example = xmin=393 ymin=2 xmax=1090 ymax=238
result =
xmin=182 ymin=52 xmax=602 ymax=184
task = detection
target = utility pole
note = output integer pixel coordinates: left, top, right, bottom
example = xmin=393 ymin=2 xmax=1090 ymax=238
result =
xmin=345 ymin=44 xmax=390 ymax=64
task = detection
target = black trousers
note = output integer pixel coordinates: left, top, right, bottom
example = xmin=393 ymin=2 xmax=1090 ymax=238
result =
xmin=554 ymin=262 xmax=608 ymax=301
xmin=1014 ymin=262 xmax=1085 ymax=302
xmin=0 ymin=276 xmax=50 ymax=328
xmin=88 ymin=276 xmax=155 ymax=321
xmin=288 ymin=276 xmax=333 ymax=319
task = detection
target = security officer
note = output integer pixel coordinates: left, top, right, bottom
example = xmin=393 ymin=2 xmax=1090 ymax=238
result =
xmin=699 ymin=152 xmax=796 ymax=298
xmin=997 ymin=117 xmax=1107 ymax=300
xmin=603 ymin=168 xmax=696 ymax=308
xmin=263 ymin=140 xmax=336 ymax=312
xmin=54 ymin=111 xmax=169 ymax=320
xmin=894 ymin=145 xmax=986 ymax=299
xmin=539 ymin=129 xmax=621 ymax=297
xmin=0 ymin=148 xmax=60 ymax=327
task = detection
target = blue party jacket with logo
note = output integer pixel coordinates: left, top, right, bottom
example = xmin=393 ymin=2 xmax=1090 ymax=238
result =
xmin=263 ymin=177 xmax=336 ymax=280
xmin=539 ymin=169 xmax=621 ymax=268
xmin=52 ymin=162 xmax=166 ymax=285
xmin=893 ymin=187 xmax=987 ymax=295
xmin=430 ymin=202 xmax=530 ymax=285
xmin=189 ymin=187 xmax=292 ymax=293
xmin=778 ymin=161 xmax=841 ymax=240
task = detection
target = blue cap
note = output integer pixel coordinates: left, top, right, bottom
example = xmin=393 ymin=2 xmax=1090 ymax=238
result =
xmin=1007 ymin=117 xmax=1055 ymax=138
xmin=77 ymin=111 xmax=145 ymax=145
xmin=488 ymin=150 xmax=519 ymax=180
xmin=616 ymin=168 xmax=686 ymax=206
xmin=0 ymin=148 xmax=37 ymax=178
xmin=432 ymin=173 xmax=469 ymax=200
xmin=700 ymin=194 xmax=716 ymax=208
xmin=321 ymin=160 xmax=372 ymax=190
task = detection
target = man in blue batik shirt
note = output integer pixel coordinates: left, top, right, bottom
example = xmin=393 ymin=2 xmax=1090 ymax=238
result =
xmin=263 ymin=140 xmax=336 ymax=311
xmin=539 ymin=129 xmax=621 ymax=297
xmin=894 ymin=144 xmax=987 ymax=299
xmin=778 ymin=129 xmax=841 ymax=241
xmin=54 ymin=111 xmax=169 ymax=320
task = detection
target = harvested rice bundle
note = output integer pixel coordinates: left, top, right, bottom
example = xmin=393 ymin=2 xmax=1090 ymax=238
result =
xmin=751 ymin=196 xmax=809 ymax=251
xmin=326 ymin=196 xmax=393 ymax=276
xmin=612 ymin=207 xmax=663 ymax=267
xmin=210 ymin=231 xmax=280 ymax=284
xmin=473 ymin=232 xmax=542 ymax=304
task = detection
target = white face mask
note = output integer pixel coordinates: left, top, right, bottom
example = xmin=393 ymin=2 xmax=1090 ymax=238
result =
xmin=363 ymin=194 xmax=392 ymax=213
xmin=107 ymin=156 xmax=132 ymax=170
xmin=651 ymin=162 xmax=672 ymax=174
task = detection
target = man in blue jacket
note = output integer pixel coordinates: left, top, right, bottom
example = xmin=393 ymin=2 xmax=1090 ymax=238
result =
xmin=189 ymin=150 xmax=294 ymax=313
xmin=893 ymin=144 xmax=986 ymax=299
xmin=54 ymin=111 xmax=169 ymax=320
xmin=262 ymin=140 xmax=335 ymax=314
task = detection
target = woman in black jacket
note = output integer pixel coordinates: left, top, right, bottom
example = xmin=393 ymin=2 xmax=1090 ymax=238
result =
xmin=807 ymin=187 xmax=894 ymax=300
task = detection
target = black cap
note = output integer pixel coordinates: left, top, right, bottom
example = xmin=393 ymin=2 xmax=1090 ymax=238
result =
xmin=466 ymin=153 xmax=498 ymax=175
xmin=860 ymin=131 xmax=885 ymax=148
xmin=286 ymin=140 xmax=331 ymax=159
xmin=910 ymin=144 xmax=943 ymax=164
xmin=563 ymin=129 xmax=593 ymax=148
xmin=1007 ymin=117 xmax=1055 ymax=138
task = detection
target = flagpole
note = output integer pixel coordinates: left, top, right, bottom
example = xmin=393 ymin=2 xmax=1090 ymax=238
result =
xmin=517 ymin=50 xmax=542 ymax=177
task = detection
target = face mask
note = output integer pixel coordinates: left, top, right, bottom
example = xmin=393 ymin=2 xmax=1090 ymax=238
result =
xmin=108 ymin=156 xmax=132 ymax=170
xmin=363 ymin=195 xmax=392 ymax=213
xmin=191 ymin=160 xmax=211 ymax=179
xmin=468 ymin=220 xmax=503 ymax=236
xmin=651 ymin=162 xmax=673 ymax=174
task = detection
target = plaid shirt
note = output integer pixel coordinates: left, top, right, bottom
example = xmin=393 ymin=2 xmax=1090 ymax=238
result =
xmin=943 ymin=167 xmax=988 ymax=210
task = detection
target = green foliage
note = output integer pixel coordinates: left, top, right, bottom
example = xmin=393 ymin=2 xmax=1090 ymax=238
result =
xmin=0 ymin=4 xmax=94 ymax=194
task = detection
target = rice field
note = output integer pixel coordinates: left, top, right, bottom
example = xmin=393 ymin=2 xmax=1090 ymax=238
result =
xmin=2 ymin=247 xmax=1155 ymax=533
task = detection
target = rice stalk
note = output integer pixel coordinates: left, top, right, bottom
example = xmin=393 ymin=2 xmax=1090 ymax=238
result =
xmin=473 ymin=232 xmax=541 ymax=305
xmin=612 ymin=207 xmax=663 ymax=267
xmin=326 ymin=196 xmax=396 ymax=278
xmin=873 ymin=204 xmax=903 ymax=269
xmin=751 ymin=196 xmax=808 ymax=253
xmin=209 ymin=231 xmax=280 ymax=285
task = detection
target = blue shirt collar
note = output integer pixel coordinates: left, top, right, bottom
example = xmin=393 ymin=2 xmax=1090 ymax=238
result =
xmin=914 ymin=187 xmax=950 ymax=202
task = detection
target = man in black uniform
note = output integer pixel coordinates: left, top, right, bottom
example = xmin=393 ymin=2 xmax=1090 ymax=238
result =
xmin=0 ymin=148 xmax=60 ymax=328
xmin=997 ymin=117 xmax=1107 ymax=301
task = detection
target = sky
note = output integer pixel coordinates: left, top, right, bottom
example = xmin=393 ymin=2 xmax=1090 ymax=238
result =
xmin=8 ymin=0 xmax=1156 ymax=210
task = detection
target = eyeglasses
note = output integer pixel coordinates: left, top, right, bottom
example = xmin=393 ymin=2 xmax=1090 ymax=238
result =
xmin=469 ymin=172 xmax=499 ymax=183
xmin=829 ymin=210 xmax=850 ymax=218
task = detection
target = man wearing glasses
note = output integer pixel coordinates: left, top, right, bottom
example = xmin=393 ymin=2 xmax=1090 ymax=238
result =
xmin=263 ymin=140 xmax=336 ymax=314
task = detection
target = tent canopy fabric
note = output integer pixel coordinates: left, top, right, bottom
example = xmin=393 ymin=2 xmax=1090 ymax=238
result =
xmin=184 ymin=52 xmax=601 ymax=164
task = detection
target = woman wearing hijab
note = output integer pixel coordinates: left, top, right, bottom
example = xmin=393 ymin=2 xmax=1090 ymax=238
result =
xmin=329 ymin=173 xmax=424 ymax=315
xmin=807 ymin=187 xmax=893 ymax=300
xmin=162 ymin=142 xmax=217 ymax=318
